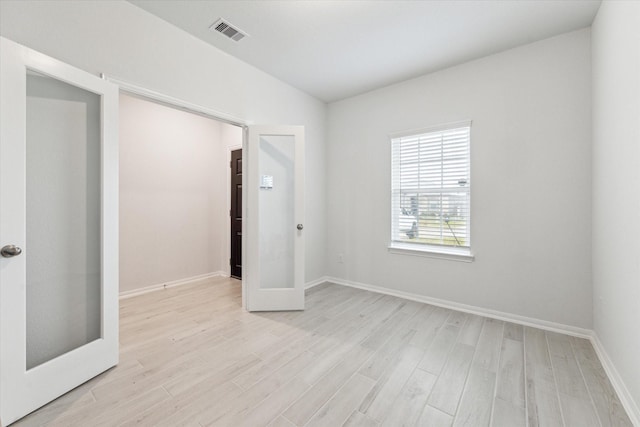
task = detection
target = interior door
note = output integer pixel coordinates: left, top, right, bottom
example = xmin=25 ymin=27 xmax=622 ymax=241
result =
xmin=230 ymin=148 xmax=243 ymax=279
xmin=244 ymin=126 xmax=305 ymax=311
xmin=0 ymin=37 xmax=119 ymax=425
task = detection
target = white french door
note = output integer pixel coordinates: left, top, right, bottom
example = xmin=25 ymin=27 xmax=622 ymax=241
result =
xmin=0 ymin=37 xmax=119 ymax=425
xmin=244 ymin=125 xmax=305 ymax=311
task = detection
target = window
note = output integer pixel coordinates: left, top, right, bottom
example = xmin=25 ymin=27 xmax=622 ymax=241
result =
xmin=390 ymin=121 xmax=472 ymax=260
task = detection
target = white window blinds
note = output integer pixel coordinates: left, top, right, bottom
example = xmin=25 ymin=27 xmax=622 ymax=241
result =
xmin=391 ymin=123 xmax=471 ymax=250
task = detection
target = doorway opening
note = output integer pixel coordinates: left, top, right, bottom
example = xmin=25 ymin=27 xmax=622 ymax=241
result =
xmin=118 ymin=91 xmax=244 ymax=299
xmin=112 ymin=76 xmax=306 ymax=313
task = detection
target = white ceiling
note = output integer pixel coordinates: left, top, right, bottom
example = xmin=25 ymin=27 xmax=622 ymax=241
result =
xmin=129 ymin=0 xmax=601 ymax=103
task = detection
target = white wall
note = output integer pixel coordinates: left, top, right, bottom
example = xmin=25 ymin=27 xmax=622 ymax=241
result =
xmin=326 ymin=29 xmax=593 ymax=328
xmin=0 ymin=0 xmax=327 ymax=283
xmin=120 ymin=94 xmax=241 ymax=293
xmin=592 ymin=0 xmax=640 ymax=416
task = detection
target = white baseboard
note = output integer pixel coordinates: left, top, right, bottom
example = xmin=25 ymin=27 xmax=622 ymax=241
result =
xmin=324 ymin=276 xmax=592 ymax=339
xmin=121 ymin=274 xmax=327 ymax=299
xmin=305 ymin=276 xmax=330 ymax=290
xmin=119 ymin=271 xmax=227 ymax=299
xmin=589 ymin=333 xmax=640 ymax=426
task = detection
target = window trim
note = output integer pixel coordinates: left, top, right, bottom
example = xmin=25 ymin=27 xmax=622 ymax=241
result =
xmin=388 ymin=242 xmax=474 ymax=262
xmin=389 ymin=120 xmax=473 ymax=260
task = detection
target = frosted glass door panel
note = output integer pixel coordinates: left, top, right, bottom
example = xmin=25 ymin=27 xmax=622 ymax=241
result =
xmin=25 ymin=72 xmax=101 ymax=369
xmin=258 ymin=135 xmax=295 ymax=289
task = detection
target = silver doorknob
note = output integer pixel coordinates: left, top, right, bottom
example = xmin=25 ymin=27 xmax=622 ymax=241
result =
xmin=1 ymin=245 xmax=22 ymax=258
xmin=297 ymin=224 xmax=303 ymax=230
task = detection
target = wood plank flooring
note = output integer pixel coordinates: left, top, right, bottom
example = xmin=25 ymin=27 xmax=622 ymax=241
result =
xmin=14 ymin=278 xmax=632 ymax=427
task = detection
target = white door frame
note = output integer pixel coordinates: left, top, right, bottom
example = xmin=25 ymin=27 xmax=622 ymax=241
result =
xmin=104 ymin=76 xmax=248 ymax=129
xmin=103 ymin=76 xmax=252 ymax=309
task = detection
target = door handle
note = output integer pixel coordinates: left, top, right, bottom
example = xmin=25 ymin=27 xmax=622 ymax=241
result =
xmin=297 ymin=224 xmax=303 ymax=231
xmin=1 ymin=245 xmax=22 ymax=258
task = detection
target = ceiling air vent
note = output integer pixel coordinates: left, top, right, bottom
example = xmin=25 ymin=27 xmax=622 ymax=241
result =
xmin=210 ymin=18 xmax=248 ymax=42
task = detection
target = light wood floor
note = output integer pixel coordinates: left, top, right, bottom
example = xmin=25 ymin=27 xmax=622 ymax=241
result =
xmin=15 ymin=277 xmax=632 ymax=427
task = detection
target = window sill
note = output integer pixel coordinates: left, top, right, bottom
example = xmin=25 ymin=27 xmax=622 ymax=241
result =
xmin=388 ymin=242 xmax=474 ymax=262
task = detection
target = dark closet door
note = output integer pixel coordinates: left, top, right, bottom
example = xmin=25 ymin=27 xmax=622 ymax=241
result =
xmin=230 ymin=149 xmax=242 ymax=279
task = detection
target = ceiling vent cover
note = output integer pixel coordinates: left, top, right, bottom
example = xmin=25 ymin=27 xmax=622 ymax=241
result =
xmin=210 ymin=18 xmax=248 ymax=42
